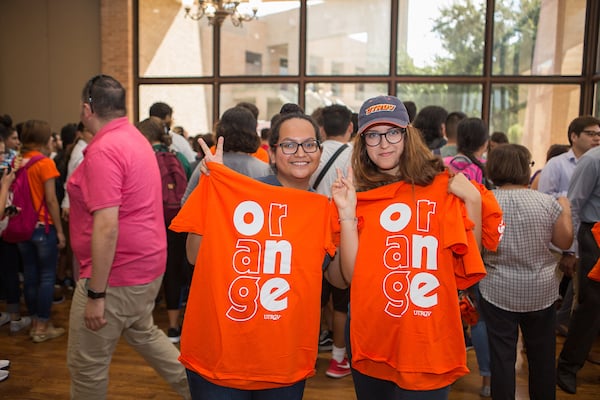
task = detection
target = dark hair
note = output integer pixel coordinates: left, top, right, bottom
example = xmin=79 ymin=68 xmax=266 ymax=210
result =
xmin=0 ymin=114 xmax=13 ymax=129
xmin=149 ymin=102 xmax=173 ymax=120
xmin=268 ymin=113 xmax=321 ymax=149
xmin=60 ymin=123 xmax=78 ymax=147
xmin=136 ymin=117 xmax=171 ymax=146
xmin=486 ymin=143 xmax=531 ymax=186
xmin=322 ymin=105 xmax=352 ymax=138
xmin=310 ymin=107 xmax=324 ymax=127
xmin=404 ymin=101 xmax=417 ymax=123
xmin=193 ymin=133 xmax=215 ymax=158
xmin=455 ymin=118 xmax=490 ymax=183
xmin=236 ymin=102 xmax=259 ymax=119
xmin=216 ymin=106 xmax=260 ymax=153
xmin=445 ymin=111 xmax=467 ymax=141
xmin=260 ymin=127 xmax=270 ymax=141
xmin=413 ymin=105 xmax=448 ymax=150
xmin=567 ymin=115 xmax=600 ymax=145
xmin=20 ymin=120 xmax=52 ymax=153
xmin=82 ymin=75 xmax=126 ymax=118
xmin=352 ymin=125 xmax=445 ymax=191
xmin=490 ymin=131 xmax=509 ymax=144
xmin=546 ymin=143 xmax=570 ymax=161
xmin=0 ymin=124 xmax=11 ymax=141
xmin=350 ymin=112 xmax=358 ymax=138
xmin=280 ymin=103 xmax=304 ymax=115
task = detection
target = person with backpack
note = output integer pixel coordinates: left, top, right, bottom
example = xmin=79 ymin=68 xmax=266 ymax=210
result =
xmin=136 ymin=116 xmax=190 ymax=343
xmin=4 ymin=119 xmax=66 ymax=343
xmin=443 ymin=117 xmax=493 ymax=397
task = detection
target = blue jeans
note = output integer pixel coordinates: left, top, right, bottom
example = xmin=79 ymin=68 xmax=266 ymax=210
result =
xmin=345 ymin=313 xmax=451 ymax=400
xmin=186 ymin=369 xmax=305 ymax=400
xmin=469 ymin=283 xmax=491 ymax=377
xmin=351 ymin=368 xmax=450 ymax=400
xmin=0 ymin=238 xmax=22 ymax=313
xmin=17 ymin=225 xmax=58 ymax=321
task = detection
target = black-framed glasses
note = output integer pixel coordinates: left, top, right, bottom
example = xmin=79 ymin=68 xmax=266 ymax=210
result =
xmin=362 ymin=127 xmax=406 ymax=147
xmin=277 ymin=139 xmax=320 ymax=155
xmin=581 ymin=130 xmax=600 ymax=137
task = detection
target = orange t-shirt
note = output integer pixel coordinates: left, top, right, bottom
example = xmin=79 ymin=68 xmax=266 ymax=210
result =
xmin=587 ymin=222 xmax=600 ymax=281
xmin=169 ymin=163 xmax=336 ymax=390
xmin=208 ymin=145 xmax=270 ymax=164
xmin=346 ymin=172 xmax=497 ymax=391
xmin=22 ymin=151 xmax=59 ymax=225
xmin=253 ymin=147 xmax=270 ymax=163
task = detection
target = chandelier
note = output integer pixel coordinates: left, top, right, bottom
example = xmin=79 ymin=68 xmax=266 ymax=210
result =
xmin=181 ymin=0 xmax=260 ymax=27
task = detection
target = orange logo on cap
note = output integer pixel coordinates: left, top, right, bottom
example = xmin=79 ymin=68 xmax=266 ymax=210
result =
xmin=365 ymin=104 xmax=396 ymax=115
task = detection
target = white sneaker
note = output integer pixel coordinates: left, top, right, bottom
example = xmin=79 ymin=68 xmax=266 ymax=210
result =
xmin=0 ymin=313 xmax=9 ymax=327
xmin=0 ymin=360 xmax=9 ymax=370
xmin=0 ymin=370 xmax=8 ymax=382
xmin=9 ymin=316 xmax=32 ymax=335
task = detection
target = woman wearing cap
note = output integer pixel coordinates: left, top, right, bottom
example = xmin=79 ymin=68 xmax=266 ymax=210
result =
xmin=331 ymin=95 xmax=503 ymax=399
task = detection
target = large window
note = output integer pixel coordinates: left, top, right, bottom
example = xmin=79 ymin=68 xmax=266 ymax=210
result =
xmin=136 ymin=0 xmax=600 ymax=166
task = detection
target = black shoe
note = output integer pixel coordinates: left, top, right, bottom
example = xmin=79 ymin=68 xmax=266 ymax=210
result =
xmin=318 ymin=330 xmax=333 ymax=352
xmin=557 ymin=368 xmax=576 ymax=394
xmin=167 ymin=327 xmax=181 ymax=344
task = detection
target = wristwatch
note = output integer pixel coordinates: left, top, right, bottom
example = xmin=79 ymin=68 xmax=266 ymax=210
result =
xmin=85 ymin=281 xmax=106 ymax=299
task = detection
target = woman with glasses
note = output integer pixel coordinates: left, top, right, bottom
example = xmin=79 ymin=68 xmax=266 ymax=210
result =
xmin=170 ymin=109 xmax=344 ymax=400
xmin=331 ymin=95 xmax=503 ymax=400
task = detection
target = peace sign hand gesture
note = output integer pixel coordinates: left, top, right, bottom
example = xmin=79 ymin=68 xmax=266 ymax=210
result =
xmin=198 ymin=136 xmax=224 ymax=175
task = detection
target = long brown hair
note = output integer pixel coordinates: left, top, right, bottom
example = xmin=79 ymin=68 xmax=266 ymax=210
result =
xmin=352 ymin=125 xmax=445 ymax=191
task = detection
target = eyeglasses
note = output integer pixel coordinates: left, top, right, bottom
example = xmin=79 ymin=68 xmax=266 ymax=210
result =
xmin=362 ymin=127 xmax=406 ymax=147
xmin=277 ymin=139 xmax=320 ymax=155
xmin=581 ymin=130 xmax=600 ymax=137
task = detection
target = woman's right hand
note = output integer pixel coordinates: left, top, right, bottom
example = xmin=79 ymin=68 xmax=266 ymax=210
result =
xmin=331 ymin=167 xmax=357 ymax=219
xmin=198 ymin=136 xmax=224 ymax=175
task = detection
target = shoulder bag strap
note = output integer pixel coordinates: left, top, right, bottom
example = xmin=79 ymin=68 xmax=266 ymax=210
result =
xmin=312 ymin=144 xmax=349 ymax=191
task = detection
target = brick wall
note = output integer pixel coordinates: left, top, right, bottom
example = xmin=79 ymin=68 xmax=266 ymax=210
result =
xmin=100 ymin=0 xmax=134 ymax=116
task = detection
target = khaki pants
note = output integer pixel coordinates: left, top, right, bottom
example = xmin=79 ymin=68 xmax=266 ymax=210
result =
xmin=67 ymin=275 xmax=190 ymax=399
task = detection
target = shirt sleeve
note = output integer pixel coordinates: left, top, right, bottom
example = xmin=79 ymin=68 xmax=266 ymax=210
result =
xmin=82 ymin=150 xmax=124 ymax=212
xmin=568 ymin=155 xmax=599 ymax=225
xmin=480 ymin=184 xmax=504 ymax=251
xmin=538 ymin=158 xmax=561 ymax=196
xmin=169 ymin=172 xmax=209 ymax=235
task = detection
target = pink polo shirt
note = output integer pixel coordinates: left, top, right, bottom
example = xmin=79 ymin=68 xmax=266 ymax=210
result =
xmin=67 ymin=117 xmax=166 ymax=286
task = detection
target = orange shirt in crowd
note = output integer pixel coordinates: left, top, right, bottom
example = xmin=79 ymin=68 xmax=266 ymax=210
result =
xmin=22 ymin=150 xmax=59 ymax=225
xmin=588 ymin=222 xmax=600 ymax=281
xmin=208 ymin=145 xmax=270 ymax=164
xmin=170 ymin=163 xmax=336 ymax=390
xmin=345 ymin=172 xmax=503 ymax=391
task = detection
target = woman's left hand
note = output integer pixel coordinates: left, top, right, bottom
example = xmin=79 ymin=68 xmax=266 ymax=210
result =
xmin=448 ymin=172 xmax=480 ymax=202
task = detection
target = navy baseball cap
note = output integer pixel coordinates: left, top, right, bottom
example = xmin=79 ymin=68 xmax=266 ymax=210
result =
xmin=357 ymin=96 xmax=410 ymax=135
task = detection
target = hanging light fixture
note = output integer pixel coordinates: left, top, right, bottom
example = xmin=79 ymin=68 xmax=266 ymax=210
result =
xmin=181 ymin=0 xmax=260 ymax=27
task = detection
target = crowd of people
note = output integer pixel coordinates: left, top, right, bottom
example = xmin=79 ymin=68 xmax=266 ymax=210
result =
xmin=0 ymin=73 xmax=599 ymax=400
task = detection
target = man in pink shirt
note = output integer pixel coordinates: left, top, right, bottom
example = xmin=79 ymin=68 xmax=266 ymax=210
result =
xmin=66 ymin=74 xmax=190 ymax=399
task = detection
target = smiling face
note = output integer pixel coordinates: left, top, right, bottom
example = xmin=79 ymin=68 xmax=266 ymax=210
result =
xmin=268 ymin=117 xmax=321 ymax=190
xmin=364 ymin=123 xmax=406 ymax=176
